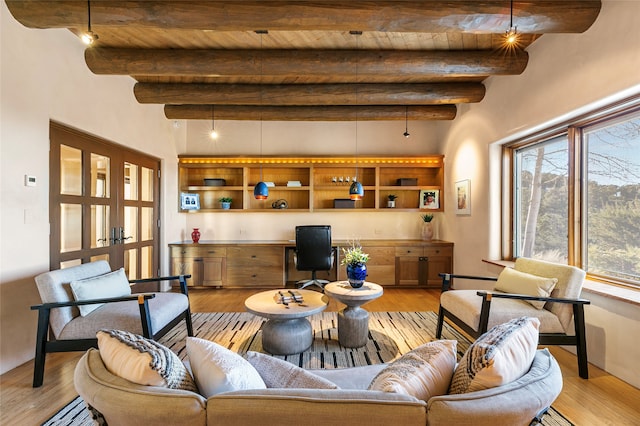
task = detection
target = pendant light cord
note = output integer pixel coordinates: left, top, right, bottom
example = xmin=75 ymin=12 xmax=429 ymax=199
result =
xmin=87 ymin=0 xmax=92 ymax=32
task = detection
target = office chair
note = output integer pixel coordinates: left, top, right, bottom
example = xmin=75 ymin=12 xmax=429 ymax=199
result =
xmin=294 ymin=225 xmax=334 ymax=290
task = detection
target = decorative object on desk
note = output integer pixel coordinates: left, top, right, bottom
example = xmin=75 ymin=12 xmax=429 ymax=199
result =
xmin=341 ymin=241 xmax=369 ymax=288
xmin=219 ymin=197 xmax=232 ymax=209
xmin=203 ymin=178 xmax=226 ymax=186
xmin=387 ymin=194 xmax=398 ymax=208
xmin=455 ymin=179 xmax=471 ymax=215
xmin=420 ymin=214 xmax=434 ymax=241
xmin=271 ymin=199 xmax=288 ymax=209
xmin=191 ymin=228 xmax=201 ymax=243
xmin=420 ymin=189 xmax=440 ymax=209
xmin=273 ymin=290 xmax=304 ymax=305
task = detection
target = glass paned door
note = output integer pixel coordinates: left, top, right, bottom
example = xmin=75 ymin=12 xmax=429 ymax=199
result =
xmin=50 ymin=122 xmax=160 ymax=277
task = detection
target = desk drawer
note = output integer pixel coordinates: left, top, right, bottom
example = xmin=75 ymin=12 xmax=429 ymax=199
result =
xmin=423 ymin=246 xmax=453 ymax=257
xmin=170 ymin=246 xmax=226 ymax=258
xmin=226 ymin=247 xmax=283 ymax=267
xmin=226 ymin=268 xmax=283 ymax=287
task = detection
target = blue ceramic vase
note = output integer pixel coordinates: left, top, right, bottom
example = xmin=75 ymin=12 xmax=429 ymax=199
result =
xmin=346 ymin=264 xmax=367 ymax=288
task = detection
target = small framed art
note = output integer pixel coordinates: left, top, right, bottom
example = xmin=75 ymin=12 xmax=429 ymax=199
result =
xmin=455 ymin=180 xmax=470 ymax=215
xmin=419 ymin=189 xmax=440 ymax=209
xmin=180 ymin=193 xmax=200 ymax=210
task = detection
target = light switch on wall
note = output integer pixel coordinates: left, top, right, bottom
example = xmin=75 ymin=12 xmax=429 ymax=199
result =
xmin=25 ymin=175 xmax=37 ymax=187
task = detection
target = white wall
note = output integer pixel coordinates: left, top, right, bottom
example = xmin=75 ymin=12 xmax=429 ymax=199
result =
xmin=440 ymin=0 xmax=640 ymax=387
xmin=0 ymin=3 xmax=186 ymax=374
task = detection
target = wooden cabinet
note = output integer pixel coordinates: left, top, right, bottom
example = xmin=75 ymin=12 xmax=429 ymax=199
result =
xmin=394 ymin=242 xmax=453 ymax=287
xmin=170 ymin=246 xmax=226 ymax=287
xmin=226 ymin=246 xmax=284 ymax=288
xmin=169 ymin=240 xmax=451 ymax=289
xmin=178 ymin=156 xmax=444 ymax=212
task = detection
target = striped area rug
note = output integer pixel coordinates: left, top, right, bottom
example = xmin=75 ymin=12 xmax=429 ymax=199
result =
xmin=42 ymin=311 xmax=573 ymax=426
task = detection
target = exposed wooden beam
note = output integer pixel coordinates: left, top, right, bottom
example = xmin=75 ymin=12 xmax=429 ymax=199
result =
xmin=86 ymin=48 xmax=528 ymax=80
xmin=135 ymin=83 xmax=485 ymax=106
xmin=6 ymin=1 xmax=601 ymax=33
xmin=164 ymin=105 xmax=457 ymax=121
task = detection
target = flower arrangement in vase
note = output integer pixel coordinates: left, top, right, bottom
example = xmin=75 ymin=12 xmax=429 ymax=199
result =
xmin=420 ymin=213 xmax=434 ymax=241
xmin=341 ymin=241 xmax=369 ymax=288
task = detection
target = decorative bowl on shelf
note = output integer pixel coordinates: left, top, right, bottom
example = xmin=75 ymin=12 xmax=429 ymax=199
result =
xmin=203 ymin=178 xmax=226 ymax=186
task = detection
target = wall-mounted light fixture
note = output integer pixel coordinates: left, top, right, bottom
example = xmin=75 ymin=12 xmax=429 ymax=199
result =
xmin=81 ymin=0 xmax=99 ymax=45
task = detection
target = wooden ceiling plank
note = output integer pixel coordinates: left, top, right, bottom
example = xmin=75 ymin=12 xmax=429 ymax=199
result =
xmin=164 ymin=105 xmax=457 ymax=121
xmin=134 ymin=83 xmax=485 ymax=105
xmin=6 ymin=1 xmax=601 ymax=33
xmin=86 ymin=48 xmax=529 ymax=79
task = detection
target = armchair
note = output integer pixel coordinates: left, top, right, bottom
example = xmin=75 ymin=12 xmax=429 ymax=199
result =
xmin=436 ymin=257 xmax=591 ymax=378
xmin=294 ymin=225 xmax=334 ymax=290
xmin=31 ymin=260 xmax=193 ymax=387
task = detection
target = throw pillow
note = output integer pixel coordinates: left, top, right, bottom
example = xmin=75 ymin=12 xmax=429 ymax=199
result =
xmin=494 ymin=267 xmax=558 ymax=309
xmin=448 ymin=316 xmax=540 ymax=395
xmin=245 ymin=351 xmax=339 ymax=389
xmin=367 ymin=340 xmax=457 ymax=402
xmin=186 ymin=337 xmax=266 ymax=398
xmin=96 ymin=330 xmax=197 ymax=392
xmin=70 ymin=268 xmax=131 ymax=316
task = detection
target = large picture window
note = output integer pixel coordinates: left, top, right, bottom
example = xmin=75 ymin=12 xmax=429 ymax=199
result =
xmin=508 ymin=102 xmax=640 ymax=288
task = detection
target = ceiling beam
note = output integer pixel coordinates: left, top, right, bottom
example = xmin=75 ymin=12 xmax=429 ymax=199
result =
xmin=164 ymin=105 xmax=457 ymax=121
xmin=6 ymin=1 xmax=601 ymax=33
xmin=86 ymin=48 xmax=528 ymax=80
xmin=135 ymin=83 xmax=485 ymax=106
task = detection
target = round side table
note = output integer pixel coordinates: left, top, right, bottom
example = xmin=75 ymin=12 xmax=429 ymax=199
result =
xmin=244 ymin=289 xmax=329 ymax=355
xmin=323 ymin=281 xmax=383 ymax=348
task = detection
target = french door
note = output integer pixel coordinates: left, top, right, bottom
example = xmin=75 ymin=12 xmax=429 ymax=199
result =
xmin=49 ymin=122 xmax=160 ymax=279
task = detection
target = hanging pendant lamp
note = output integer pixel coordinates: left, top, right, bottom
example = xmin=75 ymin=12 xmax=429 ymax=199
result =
xmin=254 ymin=30 xmax=269 ymax=200
xmin=403 ymin=106 xmax=411 ymax=138
xmin=210 ymin=105 xmax=219 ymax=140
xmin=81 ymin=0 xmax=99 ymax=45
xmin=349 ymin=31 xmax=364 ymax=201
xmin=504 ymin=0 xmax=519 ymax=45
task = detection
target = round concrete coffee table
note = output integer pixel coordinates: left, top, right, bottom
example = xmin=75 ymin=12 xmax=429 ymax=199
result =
xmin=245 ymin=289 xmax=329 ymax=355
xmin=323 ymin=281 xmax=383 ymax=348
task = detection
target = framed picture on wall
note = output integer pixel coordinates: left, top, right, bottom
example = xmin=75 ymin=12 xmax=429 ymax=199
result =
xmin=455 ymin=180 xmax=470 ymax=215
xmin=419 ymin=189 xmax=440 ymax=209
xmin=180 ymin=193 xmax=200 ymax=211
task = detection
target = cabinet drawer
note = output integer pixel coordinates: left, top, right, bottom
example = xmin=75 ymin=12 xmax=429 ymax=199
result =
xmin=395 ymin=246 xmax=423 ymax=257
xmin=226 ymin=268 xmax=283 ymax=287
xmin=171 ymin=246 xmax=226 ymax=258
xmin=361 ymin=246 xmax=395 ymax=265
xmin=226 ymin=247 xmax=283 ymax=267
xmin=423 ymin=246 xmax=453 ymax=257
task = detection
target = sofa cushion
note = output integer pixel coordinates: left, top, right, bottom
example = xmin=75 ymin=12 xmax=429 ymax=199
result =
xmin=96 ymin=329 xmax=197 ymax=392
xmin=70 ymin=268 xmax=131 ymax=316
xmin=448 ymin=316 xmax=539 ymax=394
xmin=368 ymin=340 xmax=457 ymax=402
xmin=245 ymin=351 xmax=338 ymax=389
xmin=494 ymin=267 xmax=557 ymax=309
xmin=186 ymin=337 xmax=266 ymax=398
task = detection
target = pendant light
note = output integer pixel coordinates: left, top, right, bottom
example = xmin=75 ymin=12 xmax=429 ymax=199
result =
xmin=81 ymin=0 xmax=99 ymax=45
xmin=505 ymin=0 xmax=519 ymax=45
xmin=403 ymin=106 xmax=410 ymax=138
xmin=349 ymin=31 xmax=364 ymax=201
xmin=210 ymin=105 xmax=219 ymax=140
xmin=253 ymin=30 xmax=269 ymax=200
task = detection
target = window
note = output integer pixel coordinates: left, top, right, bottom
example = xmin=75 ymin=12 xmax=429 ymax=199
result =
xmin=508 ymin=101 xmax=640 ymax=287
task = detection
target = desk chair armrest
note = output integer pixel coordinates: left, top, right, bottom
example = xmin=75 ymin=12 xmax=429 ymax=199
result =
xmin=439 ymin=273 xmax=498 ymax=292
xmin=30 ymin=294 xmax=156 ymax=311
xmin=129 ymin=274 xmax=191 ymax=296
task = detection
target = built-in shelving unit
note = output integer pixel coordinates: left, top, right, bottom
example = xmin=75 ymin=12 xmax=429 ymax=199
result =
xmin=178 ymin=155 xmax=444 ymax=212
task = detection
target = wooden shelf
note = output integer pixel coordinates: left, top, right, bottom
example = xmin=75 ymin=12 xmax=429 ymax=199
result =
xmin=178 ymin=155 xmax=444 ymax=212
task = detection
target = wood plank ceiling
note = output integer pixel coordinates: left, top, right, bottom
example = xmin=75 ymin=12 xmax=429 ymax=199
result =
xmin=6 ymin=1 xmax=601 ymax=121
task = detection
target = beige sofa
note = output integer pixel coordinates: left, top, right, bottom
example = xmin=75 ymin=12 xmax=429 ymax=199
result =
xmin=74 ymin=347 xmax=562 ymax=426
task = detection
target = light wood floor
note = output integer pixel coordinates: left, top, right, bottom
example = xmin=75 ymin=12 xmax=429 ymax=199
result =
xmin=2 ymin=288 xmax=639 ymax=425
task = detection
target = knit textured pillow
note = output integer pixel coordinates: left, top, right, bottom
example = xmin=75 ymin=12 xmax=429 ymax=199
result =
xmin=245 ymin=351 xmax=339 ymax=389
xmin=448 ymin=316 xmax=539 ymax=394
xmin=97 ymin=330 xmax=197 ymax=392
xmin=368 ymin=340 xmax=457 ymax=402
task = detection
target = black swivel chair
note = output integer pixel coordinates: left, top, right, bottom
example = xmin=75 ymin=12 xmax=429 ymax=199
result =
xmin=294 ymin=225 xmax=334 ymax=290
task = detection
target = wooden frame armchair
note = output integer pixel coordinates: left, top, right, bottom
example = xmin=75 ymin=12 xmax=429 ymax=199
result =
xmin=435 ymin=257 xmax=591 ymax=379
xmin=31 ymin=260 xmax=194 ymax=387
